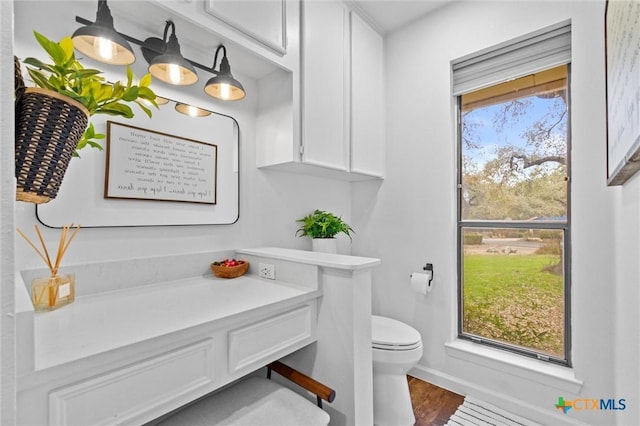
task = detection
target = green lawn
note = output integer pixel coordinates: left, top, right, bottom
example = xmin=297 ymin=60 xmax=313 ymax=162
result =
xmin=463 ymin=254 xmax=564 ymax=357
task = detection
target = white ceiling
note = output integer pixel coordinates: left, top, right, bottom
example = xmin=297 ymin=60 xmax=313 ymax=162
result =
xmin=351 ymin=0 xmax=452 ymax=33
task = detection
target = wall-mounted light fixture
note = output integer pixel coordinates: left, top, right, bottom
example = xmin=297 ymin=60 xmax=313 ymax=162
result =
xmin=205 ymin=45 xmax=246 ymax=101
xmin=72 ymin=0 xmax=135 ymax=65
xmin=141 ymin=21 xmax=198 ymax=86
xmin=74 ymin=1 xmax=246 ymax=100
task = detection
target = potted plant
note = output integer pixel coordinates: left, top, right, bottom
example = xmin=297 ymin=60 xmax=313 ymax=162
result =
xmin=15 ymin=31 xmax=158 ymax=204
xmin=295 ymin=209 xmax=354 ymax=254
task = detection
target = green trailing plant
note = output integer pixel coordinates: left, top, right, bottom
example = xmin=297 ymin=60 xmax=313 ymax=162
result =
xmin=22 ymin=31 xmax=158 ymax=156
xmin=296 ymin=209 xmax=354 ymax=240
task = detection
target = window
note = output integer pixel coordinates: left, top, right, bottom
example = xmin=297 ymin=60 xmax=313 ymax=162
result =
xmin=453 ymin=23 xmax=571 ymax=365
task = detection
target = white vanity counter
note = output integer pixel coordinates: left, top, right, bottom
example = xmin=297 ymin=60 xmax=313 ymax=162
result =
xmin=33 ymin=275 xmax=319 ymax=370
xmin=16 ymin=250 xmax=323 ymax=426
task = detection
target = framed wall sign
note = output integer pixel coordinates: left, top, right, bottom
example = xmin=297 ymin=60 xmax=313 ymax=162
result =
xmin=605 ymin=0 xmax=640 ymax=186
xmin=105 ymin=122 xmax=218 ymax=204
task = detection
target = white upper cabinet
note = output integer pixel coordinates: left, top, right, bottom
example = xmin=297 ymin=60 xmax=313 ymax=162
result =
xmin=204 ymin=1 xmax=287 ymax=55
xmin=300 ymin=1 xmax=385 ymax=179
xmin=256 ymin=0 xmax=385 ymax=180
xmin=149 ymin=0 xmax=299 ymax=72
xmin=350 ymin=12 xmax=385 ymax=177
xmin=301 ymin=1 xmax=350 ymax=172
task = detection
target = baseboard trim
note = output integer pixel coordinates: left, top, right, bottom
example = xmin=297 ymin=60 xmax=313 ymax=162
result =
xmin=408 ymin=364 xmax=584 ymax=426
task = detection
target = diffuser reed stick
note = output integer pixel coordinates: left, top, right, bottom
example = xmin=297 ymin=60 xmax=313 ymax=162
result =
xmin=16 ymin=224 xmax=80 ymax=311
xmin=34 ymin=225 xmax=52 ymax=271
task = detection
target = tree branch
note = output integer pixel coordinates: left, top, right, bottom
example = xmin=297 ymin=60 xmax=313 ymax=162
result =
xmin=511 ymin=154 xmax=566 ymax=169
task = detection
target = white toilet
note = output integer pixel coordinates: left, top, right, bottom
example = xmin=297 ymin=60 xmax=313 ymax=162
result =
xmin=372 ymin=315 xmax=423 ymax=426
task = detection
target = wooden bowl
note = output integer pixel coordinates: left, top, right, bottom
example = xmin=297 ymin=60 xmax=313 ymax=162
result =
xmin=211 ymin=261 xmax=249 ymax=278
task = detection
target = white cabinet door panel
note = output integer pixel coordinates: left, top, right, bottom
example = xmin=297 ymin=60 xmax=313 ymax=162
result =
xmin=351 ymin=12 xmax=385 ymax=177
xmin=228 ymin=305 xmax=314 ymax=374
xmin=49 ymin=340 xmax=215 ymax=426
xmin=205 ymin=0 xmax=287 ymax=54
xmin=302 ymin=1 xmax=350 ymax=171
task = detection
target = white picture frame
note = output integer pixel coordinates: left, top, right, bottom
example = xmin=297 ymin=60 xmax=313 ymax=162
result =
xmin=605 ymin=0 xmax=640 ymax=186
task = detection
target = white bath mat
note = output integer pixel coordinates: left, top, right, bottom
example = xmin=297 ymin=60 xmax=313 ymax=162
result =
xmin=445 ymin=396 xmax=542 ymax=426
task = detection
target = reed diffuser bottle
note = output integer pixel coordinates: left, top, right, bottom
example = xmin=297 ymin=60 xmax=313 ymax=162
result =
xmin=17 ymin=224 xmax=80 ymax=312
xmin=30 ymin=273 xmax=75 ymax=311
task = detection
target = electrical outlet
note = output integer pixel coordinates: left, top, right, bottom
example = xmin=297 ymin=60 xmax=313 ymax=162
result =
xmin=258 ymin=263 xmax=275 ymax=280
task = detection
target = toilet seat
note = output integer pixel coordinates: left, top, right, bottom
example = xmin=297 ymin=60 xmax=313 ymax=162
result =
xmin=372 ymin=315 xmax=422 ymax=351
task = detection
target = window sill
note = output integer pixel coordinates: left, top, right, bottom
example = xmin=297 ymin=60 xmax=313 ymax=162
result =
xmin=445 ymin=339 xmax=583 ymax=393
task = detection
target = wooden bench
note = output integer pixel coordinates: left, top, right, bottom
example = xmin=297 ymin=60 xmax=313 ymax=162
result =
xmin=154 ymin=361 xmax=336 ymax=425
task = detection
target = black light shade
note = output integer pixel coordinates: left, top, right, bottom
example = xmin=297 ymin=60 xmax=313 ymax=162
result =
xmin=145 ymin=21 xmax=198 ymax=86
xmin=72 ymin=0 xmax=135 ymax=65
xmin=204 ymin=45 xmax=245 ymax=101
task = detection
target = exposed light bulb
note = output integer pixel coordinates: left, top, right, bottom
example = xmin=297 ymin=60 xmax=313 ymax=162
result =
xmin=219 ymin=83 xmax=231 ymax=100
xmin=95 ymin=37 xmax=114 ymax=61
xmin=187 ymin=105 xmax=199 ymax=117
xmin=168 ymin=63 xmax=182 ymax=84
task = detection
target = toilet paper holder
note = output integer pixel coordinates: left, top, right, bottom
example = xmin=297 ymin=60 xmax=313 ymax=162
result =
xmin=423 ymin=263 xmax=434 ymax=285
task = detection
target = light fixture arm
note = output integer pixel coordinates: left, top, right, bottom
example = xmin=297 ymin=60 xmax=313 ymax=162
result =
xmin=162 ymin=21 xmax=175 ymax=45
xmin=211 ymin=44 xmax=228 ymax=75
xmin=95 ymin=0 xmax=114 ymax=27
xmin=159 ymin=21 xmax=185 ymax=58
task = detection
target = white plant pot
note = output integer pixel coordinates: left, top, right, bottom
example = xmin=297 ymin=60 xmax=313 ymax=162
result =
xmin=312 ymin=238 xmax=337 ymax=254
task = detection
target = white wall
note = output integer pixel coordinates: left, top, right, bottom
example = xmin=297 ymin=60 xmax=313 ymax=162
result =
xmin=613 ymin=174 xmax=640 ymax=426
xmin=12 ymin=1 xmax=353 ymax=276
xmin=352 ymin=1 xmax=638 ymax=425
xmin=1 ymin=1 xmax=17 ymax=424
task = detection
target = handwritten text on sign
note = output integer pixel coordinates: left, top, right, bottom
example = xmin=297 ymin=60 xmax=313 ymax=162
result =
xmin=105 ymin=121 xmax=217 ymax=204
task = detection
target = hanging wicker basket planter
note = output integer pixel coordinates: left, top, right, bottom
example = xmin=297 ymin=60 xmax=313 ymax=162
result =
xmin=13 ymin=32 xmax=158 ymax=204
xmin=15 ymin=87 xmax=89 ymax=204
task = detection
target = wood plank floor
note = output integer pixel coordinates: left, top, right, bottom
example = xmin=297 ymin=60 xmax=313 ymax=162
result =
xmin=408 ymin=376 xmax=464 ymax=426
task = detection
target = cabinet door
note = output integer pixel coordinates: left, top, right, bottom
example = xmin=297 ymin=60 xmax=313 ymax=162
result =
xmin=350 ymin=12 xmax=385 ymax=177
xmin=302 ymin=1 xmax=350 ymax=171
xmin=205 ymin=0 xmax=287 ymax=54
